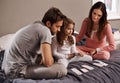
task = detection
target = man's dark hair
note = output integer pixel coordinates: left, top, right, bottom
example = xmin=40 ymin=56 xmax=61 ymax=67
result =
xmin=42 ymin=7 xmax=66 ymax=25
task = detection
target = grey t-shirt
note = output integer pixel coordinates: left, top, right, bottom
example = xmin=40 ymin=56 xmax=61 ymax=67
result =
xmin=2 ymin=22 xmax=52 ymax=74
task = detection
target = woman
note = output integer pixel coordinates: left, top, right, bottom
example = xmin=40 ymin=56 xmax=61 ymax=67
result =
xmin=76 ymin=1 xmax=116 ymax=60
xmin=52 ymin=17 xmax=92 ymax=68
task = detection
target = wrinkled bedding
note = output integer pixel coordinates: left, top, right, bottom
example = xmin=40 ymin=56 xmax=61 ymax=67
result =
xmin=0 ymin=33 xmax=120 ymax=83
xmin=3 ymin=50 xmax=120 ymax=83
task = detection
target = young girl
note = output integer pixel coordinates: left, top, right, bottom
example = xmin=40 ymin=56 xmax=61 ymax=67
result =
xmin=52 ymin=17 xmax=92 ymax=67
xmin=76 ymin=2 xmax=116 ymax=60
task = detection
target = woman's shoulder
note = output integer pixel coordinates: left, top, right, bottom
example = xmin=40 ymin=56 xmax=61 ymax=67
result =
xmin=84 ymin=17 xmax=89 ymax=21
xmin=82 ymin=17 xmax=89 ymax=24
xmin=105 ymin=23 xmax=111 ymax=27
xmin=103 ymin=23 xmax=112 ymax=33
xmin=104 ymin=23 xmax=111 ymax=30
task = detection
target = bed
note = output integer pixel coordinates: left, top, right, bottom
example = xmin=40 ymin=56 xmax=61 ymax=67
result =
xmin=0 ymin=34 xmax=120 ymax=83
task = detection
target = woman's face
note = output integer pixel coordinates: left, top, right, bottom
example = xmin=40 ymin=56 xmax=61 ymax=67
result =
xmin=65 ymin=23 xmax=74 ymax=36
xmin=92 ymin=9 xmax=103 ymax=23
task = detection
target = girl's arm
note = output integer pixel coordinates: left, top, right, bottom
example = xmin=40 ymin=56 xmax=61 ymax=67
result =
xmin=71 ymin=36 xmax=83 ymax=56
xmin=52 ymin=37 xmax=66 ymax=59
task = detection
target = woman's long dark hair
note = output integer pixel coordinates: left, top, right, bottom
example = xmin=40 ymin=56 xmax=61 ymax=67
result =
xmin=57 ymin=17 xmax=75 ymax=46
xmin=86 ymin=1 xmax=108 ymax=40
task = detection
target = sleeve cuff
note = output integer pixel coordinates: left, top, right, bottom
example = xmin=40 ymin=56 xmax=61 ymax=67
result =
xmin=96 ymin=48 xmax=101 ymax=52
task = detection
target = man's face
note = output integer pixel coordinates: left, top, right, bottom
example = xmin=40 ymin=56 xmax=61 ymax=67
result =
xmin=50 ymin=20 xmax=63 ymax=35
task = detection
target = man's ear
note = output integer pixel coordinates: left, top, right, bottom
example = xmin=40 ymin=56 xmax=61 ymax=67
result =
xmin=46 ymin=21 xmax=51 ymax=27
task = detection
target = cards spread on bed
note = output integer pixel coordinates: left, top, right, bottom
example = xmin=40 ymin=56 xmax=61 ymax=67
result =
xmin=82 ymin=65 xmax=94 ymax=70
xmin=93 ymin=60 xmax=108 ymax=67
xmin=71 ymin=60 xmax=108 ymax=76
xmin=71 ymin=68 xmax=83 ymax=75
xmin=80 ymin=68 xmax=89 ymax=72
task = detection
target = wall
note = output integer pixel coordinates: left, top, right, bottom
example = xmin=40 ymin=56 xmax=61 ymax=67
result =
xmin=0 ymin=0 xmax=120 ymax=36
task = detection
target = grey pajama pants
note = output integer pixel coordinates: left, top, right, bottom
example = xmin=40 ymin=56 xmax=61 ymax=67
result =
xmin=22 ymin=63 xmax=67 ymax=79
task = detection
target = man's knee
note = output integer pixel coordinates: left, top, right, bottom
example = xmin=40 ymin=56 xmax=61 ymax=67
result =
xmin=58 ymin=64 xmax=67 ymax=77
xmin=55 ymin=63 xmax=67 ymax=78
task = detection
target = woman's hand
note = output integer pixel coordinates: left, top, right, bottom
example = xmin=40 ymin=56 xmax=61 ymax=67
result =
xmin=90 ymin=49 xmax=97 ymax=55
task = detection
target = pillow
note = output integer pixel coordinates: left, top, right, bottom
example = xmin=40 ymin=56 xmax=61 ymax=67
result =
xmin=0 ymin=34 xmax=14 ymax=51
xmin=113 ymin=30 xmax=120 ymax=41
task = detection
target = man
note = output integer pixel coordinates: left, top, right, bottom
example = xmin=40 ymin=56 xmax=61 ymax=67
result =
xmin=2 ymin=7 xmax=67 ymax=79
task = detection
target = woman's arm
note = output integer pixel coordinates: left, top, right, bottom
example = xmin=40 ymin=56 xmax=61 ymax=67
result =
xmin=100 ymin=24 xmax=116 ymax=51
xmin=76 ymin=18 xmax=88 ymax=43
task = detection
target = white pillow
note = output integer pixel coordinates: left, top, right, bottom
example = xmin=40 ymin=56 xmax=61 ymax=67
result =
xmin=113 ymin=31 xmax=120 ymax=41
xmin=0 ymin=34 xmax=14 ymax=51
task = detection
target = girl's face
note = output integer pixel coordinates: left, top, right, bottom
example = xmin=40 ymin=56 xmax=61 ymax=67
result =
xmin=65 ymin=23 xmax=74 ymax=36
xmin=92 ymin=9 xmax=103 ymax=23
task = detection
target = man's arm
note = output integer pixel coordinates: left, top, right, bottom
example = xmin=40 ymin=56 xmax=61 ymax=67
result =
xmin=41 ymin=42 xmax=54 ymax=67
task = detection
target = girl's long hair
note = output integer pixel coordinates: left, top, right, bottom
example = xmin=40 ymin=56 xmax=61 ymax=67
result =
xmin=86 ymin=1 xmax=108 ymax=40
xmin=57 ymin=17 xmax=75 ymax=46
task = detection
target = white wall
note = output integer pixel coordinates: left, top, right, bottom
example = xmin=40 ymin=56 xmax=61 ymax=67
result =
xmin=0 ymin=0 xmax=120 ymax=36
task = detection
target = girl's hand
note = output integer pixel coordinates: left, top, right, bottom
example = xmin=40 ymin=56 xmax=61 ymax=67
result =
xmin=67 ymin=54 xmax=75 ymax=59
xmin=75 ymin=53 xmax=84 ymax=57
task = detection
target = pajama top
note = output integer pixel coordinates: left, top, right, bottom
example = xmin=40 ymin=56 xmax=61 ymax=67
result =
xmin=76 ymin=18 xmax=116 ymax=52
